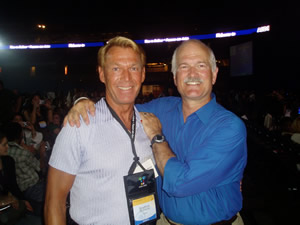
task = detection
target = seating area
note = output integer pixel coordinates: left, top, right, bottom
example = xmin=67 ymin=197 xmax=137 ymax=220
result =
xmin=241 ymin=119 xmax=300 ymax=225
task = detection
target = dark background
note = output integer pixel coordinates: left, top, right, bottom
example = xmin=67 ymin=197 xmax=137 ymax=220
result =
xmin=0 ymin=7 xmax=299 ymax=93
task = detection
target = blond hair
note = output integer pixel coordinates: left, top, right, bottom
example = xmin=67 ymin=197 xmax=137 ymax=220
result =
xmin=97 ymin=36 xmax=146 ymax=68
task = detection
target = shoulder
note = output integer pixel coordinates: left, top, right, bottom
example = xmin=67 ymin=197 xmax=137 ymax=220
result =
xmin=214 ymin=104 xmax=246 ymax=134
xmin=150 ymin=96 xmax=181 ymax=105
xmin=137 ymin=96 xmax=181 ymax=112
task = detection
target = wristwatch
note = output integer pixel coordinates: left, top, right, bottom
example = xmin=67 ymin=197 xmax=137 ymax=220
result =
xmin=150 ymin=134 xmax=166 ymax=147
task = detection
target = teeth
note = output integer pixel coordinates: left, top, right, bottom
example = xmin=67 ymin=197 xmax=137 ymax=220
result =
xmin=118 ymin=87 xmax=132 ymax=90
xmin=186 ymin=82 xmax=201 ymax=85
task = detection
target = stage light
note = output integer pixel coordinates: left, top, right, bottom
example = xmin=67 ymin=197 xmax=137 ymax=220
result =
xmin=30 ymin=66 xmax=36 ymax=76
xmin=37 ymin=24 xmax=46 ymax=29
xmin=65 ymin=65 xmax=68 ymax=75
xmin=257 ymin=25 xmax=270 ymax=33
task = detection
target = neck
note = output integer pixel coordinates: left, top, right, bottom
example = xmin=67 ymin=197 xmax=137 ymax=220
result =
xmin=106 ymin=98 xmax=134 ymax=131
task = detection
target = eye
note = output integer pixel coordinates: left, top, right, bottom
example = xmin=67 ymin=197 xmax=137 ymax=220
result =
xmin=198 ymin=63 xmax=208 ymax=69
xmin=178 ymin=64 xmax=189 ymax=70
xmin=112 ymin=67 xmax=119 ymax=72
xmin=130 ymin=66 xmax=139 ymax=71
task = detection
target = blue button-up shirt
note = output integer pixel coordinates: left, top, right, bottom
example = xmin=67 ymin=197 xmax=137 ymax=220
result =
xmin=137 ymin=93 xmax=247 ymax=225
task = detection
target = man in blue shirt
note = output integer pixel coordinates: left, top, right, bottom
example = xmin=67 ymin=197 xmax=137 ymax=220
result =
xmin=66 ymin=39 xmax=247 ymax=225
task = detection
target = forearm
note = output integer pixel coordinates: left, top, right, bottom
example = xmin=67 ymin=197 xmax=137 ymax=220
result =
xmin=152 ymin=142 xmax=175 ymax=176
xmin=44 ymin=166 xmax=75 ymax=225
xmin=44 ymin=198 xmax=67 ymax=225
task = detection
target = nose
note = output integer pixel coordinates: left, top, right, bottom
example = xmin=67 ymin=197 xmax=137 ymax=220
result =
xmin=122 ymin=68 xmax=131 ymax=81
xmin=189 ymin=66 xmax=198 ymax=77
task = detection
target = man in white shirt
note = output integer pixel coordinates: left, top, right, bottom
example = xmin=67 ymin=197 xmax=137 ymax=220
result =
xmin=44 ymin=36 xmax=154 ymax=225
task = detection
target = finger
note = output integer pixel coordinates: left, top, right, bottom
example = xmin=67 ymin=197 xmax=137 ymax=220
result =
xmin=139 ymin=112 xmax=146 ymax=120
xmin=63 ymin=117 xmax=68 ymax=127
xmin=82 ymin=107 xmax=90 ymax=125
xmin=75 ymin=119 xmax=81 ymax=128
xmin=63 ymin=116 xmax=75 ymax=127
xmin=88 ymin=101 xmax=96 ymax=116
xmin=71 ymin=111 xmax=82 ymax=127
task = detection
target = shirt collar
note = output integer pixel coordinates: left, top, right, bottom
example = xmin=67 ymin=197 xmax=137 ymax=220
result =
xmin=194 ymin=93 xmax=217 ymax=125
xmin=175 ymin=93 xmax=217 ymax=125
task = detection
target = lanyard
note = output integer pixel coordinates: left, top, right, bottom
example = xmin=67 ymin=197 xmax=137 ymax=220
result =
xmin=105 ymin=99 xmax=146 ymax=174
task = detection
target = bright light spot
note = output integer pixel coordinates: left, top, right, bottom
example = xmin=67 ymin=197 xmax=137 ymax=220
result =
xmin=9 ymin=44 xmax=51 ymax=49
xmin=68 ymin=43 xmax=85 ymax=48
xmin=257 ymin=25 xmax=270 ymax=33
xmin=144 ymin=37 xmax=189 ymax=44
xmin=30 ymin=66 xmax=36 ymax=76
xmin=37 ymin=24 xmax=46 ymax=29
xmin=216 ymin=32 xmax=236 ymax=38
xmin=65 ymin=65 xmax=68 ymax=75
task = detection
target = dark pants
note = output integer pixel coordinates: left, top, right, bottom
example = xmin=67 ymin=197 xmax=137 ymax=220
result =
xmin=23 ymin=180 xmax=46 ymax=216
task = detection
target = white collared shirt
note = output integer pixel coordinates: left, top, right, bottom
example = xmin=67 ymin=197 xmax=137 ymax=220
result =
xmin=49 ymin=98 xmax=154 ymax=225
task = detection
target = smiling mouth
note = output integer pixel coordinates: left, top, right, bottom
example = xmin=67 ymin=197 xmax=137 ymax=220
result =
xmin=118 ymin=86 xmax=133 ymax=90
xmin=186 ymin=81 xmax=202 ymax=85
xmin=184 ymin=77 xmax=204 ymax=85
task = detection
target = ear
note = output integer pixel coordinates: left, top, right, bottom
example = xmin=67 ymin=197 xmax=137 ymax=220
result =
xmin=173 ymin=74 xmax=178 ymax=87
xmin=98 ymin=66 xmax=105 ymax=84
xmin=212 ymin=67 xmax=218 ymax=85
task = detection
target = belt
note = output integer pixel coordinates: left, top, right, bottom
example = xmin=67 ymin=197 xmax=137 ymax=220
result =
xmin=165 ymin=214 xmax=237 ymax=225
xmin=211 ymin=215 xmax=238 ymax=225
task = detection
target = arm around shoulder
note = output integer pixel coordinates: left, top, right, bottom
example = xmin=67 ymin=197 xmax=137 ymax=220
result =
xmin=63 ymin=98 xmax=96 ymax=128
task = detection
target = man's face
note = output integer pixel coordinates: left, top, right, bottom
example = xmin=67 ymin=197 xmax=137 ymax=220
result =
xmin=98 ymin=46 xmax=145 ymax=107
xmin=173 ymin=42 xmax=218 ymax=105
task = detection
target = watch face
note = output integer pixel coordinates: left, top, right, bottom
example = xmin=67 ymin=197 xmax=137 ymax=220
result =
xmin=151 ymin=134 xmax=165 ymax=147
xmin=156 ymin=135 xmax=163 ymax=141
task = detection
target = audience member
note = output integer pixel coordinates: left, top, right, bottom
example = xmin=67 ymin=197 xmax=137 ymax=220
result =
xmin=46 ymin=112 xmax=62 ymax=147
xmin=5 ymin=122 xmax=46 ymax=216
xmin=0 ymin=129 xmax=34 ymax=225
xmin=22 ymin=93 xmax=52 ymax=131
xmin=12 ymin=113 xmax=44 ymax=156
xmin=290 ymin=116 xmax=300 ymax=144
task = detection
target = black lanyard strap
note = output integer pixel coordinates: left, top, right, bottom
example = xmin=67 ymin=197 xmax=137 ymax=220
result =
xmin=105 ymin=99 xmax=146 ymax=174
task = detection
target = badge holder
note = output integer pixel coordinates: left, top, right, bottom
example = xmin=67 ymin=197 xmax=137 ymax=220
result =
xmin=124 ymin=169 xmax=160 ymax=225
xmin=105 ymin=100 xmax=160 ymax=225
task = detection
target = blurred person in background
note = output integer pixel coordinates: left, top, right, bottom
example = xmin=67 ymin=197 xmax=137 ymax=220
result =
xmin=291 ymin=116 xmax=300 ymax=144
xmin=12 ymin=113 xmax=44 ymax=156
xmin=0 ymin=129 xmax=35 ymax=225
xmin=6 ymin=122 xmax=46 ymax=217
xmin=22 ymin=93 xmax=53 ymax=131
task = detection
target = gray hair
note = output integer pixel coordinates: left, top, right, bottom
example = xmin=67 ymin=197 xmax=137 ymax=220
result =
xmin=171 ymin=39 xmax=217 ymax=76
